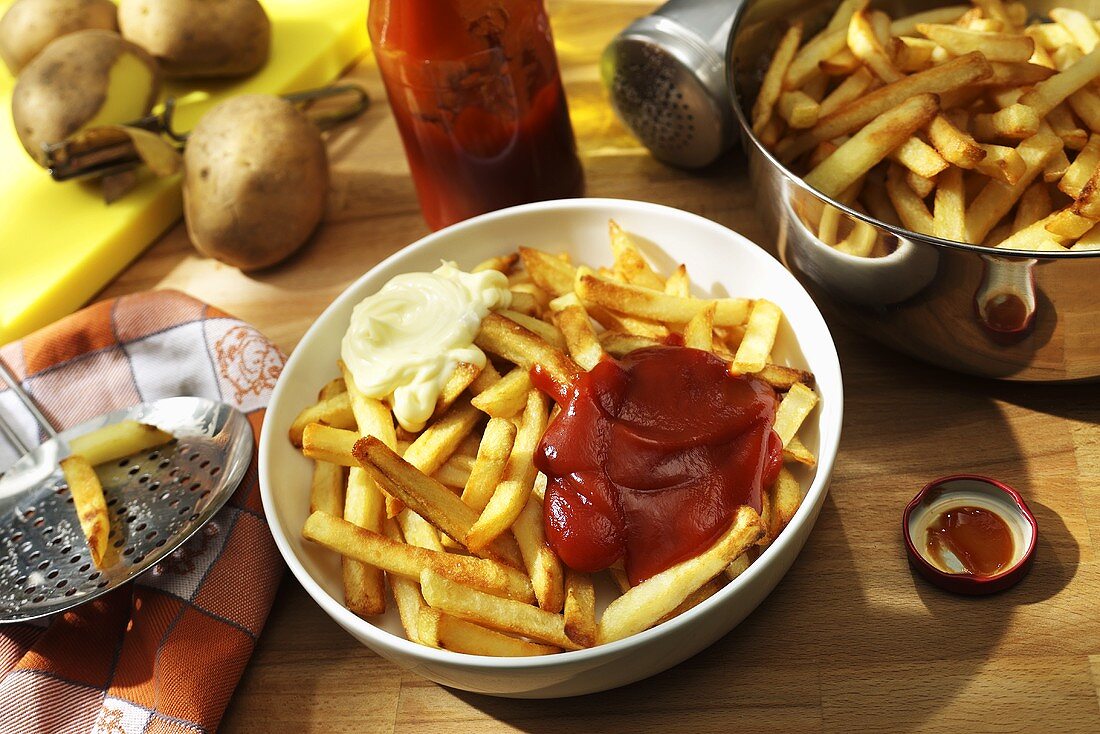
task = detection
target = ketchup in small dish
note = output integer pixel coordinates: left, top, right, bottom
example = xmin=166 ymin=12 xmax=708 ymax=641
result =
xmin=533 ymin=345 xmax=783 ymax=586
xmin=903 ymin=475 xmax=1037 ymax=595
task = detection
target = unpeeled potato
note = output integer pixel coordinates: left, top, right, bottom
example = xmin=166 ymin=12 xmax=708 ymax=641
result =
xmin=183 ymin=95 xmax=329 ymax=270
xmin=11 ymin=29 xmax=160 ymax=166
xmin=118 ymin=0 xmax=270 ymax=79
xmin=0 ymin=0 xmax=118 ymax=74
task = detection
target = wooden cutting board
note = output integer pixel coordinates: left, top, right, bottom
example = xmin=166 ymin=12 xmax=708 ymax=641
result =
xmin=0 ymin=0 xmax=369 ymax=345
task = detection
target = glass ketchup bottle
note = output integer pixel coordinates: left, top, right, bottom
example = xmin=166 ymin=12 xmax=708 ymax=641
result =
xmin=368 ymin=0 xmax=585 ymax=230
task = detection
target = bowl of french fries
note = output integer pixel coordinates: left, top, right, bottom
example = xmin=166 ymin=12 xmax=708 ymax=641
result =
xmin=259 ymin=198 xmax=843 ymax=697
xmin=729 ymin=0 xmax=1100 ymax=380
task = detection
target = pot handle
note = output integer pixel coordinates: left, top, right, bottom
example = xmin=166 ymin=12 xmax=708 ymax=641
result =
xmin=974 ymin=256 xmax=1037 ymax=339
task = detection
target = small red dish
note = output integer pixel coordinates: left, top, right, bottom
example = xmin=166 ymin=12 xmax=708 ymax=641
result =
xmin=902 ymin=474 xmax=1037 ymax=595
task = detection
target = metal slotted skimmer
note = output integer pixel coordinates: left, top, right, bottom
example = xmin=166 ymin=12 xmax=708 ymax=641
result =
xmin=0 ymin=384 xmax=253 ymax=622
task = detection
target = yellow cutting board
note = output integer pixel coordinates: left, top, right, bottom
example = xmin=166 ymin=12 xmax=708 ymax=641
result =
xmin=0 ymin=0 xmax=369 ymax=345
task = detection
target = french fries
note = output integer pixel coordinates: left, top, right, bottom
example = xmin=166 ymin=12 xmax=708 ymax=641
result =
xmin=761 ymin=2 xmax=1100 ymax=254
xmin=60 ymin=456 xmax=109 ymax=568
xmin=67 ymin=419 xmax=174 ymax=466
xmin=60 ymin=420 xmax=178 ymax=570
xmin=597 ymin=506 xmax=765 ymax=644
xmin=295 ymin=227 xmax=821 ymax=656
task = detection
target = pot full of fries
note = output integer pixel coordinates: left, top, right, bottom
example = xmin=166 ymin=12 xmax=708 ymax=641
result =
xmin=729 ymin=0 xmax=1100 ymax=381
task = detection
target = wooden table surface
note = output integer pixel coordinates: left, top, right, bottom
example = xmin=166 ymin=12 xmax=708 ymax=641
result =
xmin=101 ymin=2 xmax=1100 ymax=731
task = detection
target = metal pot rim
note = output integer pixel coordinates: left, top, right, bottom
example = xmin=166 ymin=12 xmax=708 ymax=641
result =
xmin=725 ymin=0 xmax=1100 ymax=261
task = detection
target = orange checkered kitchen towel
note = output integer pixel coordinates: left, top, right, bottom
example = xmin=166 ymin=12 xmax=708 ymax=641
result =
xmin=0 ymin=290 xmax=286 ymax=734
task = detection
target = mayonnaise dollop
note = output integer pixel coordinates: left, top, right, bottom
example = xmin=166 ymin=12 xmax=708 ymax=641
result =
xmin=341 ymin=262 xmax=511 ymax=432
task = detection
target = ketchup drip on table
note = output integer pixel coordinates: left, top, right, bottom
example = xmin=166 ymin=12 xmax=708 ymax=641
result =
xmin=532 ymin=346 xmax=783 ymax=586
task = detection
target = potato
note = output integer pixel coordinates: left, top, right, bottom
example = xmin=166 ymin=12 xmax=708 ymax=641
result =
xmin=0 ymin=0 xmax=118 ymax=74
xmin=183 ymin=95 xmax=328 ymax=270
xmin=11 ymin=29 xmax=160 ymax=166
xmin=118 ymin=0 xmax=269 ymax=79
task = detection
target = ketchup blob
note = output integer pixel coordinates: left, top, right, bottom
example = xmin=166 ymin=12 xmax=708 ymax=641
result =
xmin=533 ymin=346 xmax=782 ymax=585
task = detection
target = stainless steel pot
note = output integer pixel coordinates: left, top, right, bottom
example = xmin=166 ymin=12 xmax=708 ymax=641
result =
xmin=728 ymin=0 xmax=1100 ymax=381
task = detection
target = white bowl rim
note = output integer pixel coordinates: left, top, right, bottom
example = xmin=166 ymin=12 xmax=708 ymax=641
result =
xmin=259 ymin=197 xmax=844 ymax=670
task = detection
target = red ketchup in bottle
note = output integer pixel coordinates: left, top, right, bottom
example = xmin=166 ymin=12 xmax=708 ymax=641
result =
xmin=532 ymin=346 xmax=783 ymax=586
xmin=368 ymin=0 xmax=585 ymax=230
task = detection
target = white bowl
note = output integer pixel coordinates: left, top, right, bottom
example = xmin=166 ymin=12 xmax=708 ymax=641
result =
xmin=259 ymin=198 xmax=843 ymax=698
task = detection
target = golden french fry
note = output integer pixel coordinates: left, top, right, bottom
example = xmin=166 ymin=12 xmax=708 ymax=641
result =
xmin=1051 ymin=8 xmax=1100 ymax=53
xmin=461 ymin=417 xmax=517 ymax=512
xmin=433 ymin=362 xmax=482 ymax=417
xmin=342 ymin=468 xmax=387 ymax=616
xmin=68 ymin=419 xmax=174 ymax=466
xmin=585 ymin=303 xmax=670 ymax=340
xmin=783 ymin=435 xmax=817 ymax=468
xmin=773 ymin=467 xmax=804 ymax=531
xmin=353 ymin=436 xmax=525 ymax=570
xmin=917 ymin=23 xmax=1034 ymax=62
xmin=499 ymin=310 xmax=565 ymax=348
xmin=563 ymin=570 xmax=597 ymax=648
xmin=933 ymin=166 xmax=967 ymax=242
xmin=1060 ymin=133 xmax=1100 ymax=197
xmin=804 ymin=94 xmax=939 ymax=198
xmin=663 ymin=264 xmax=691 ymax=298
xmin=472 ymin=253 xmax=518 ymax=274
xmin=819 ymin=67 xmax=874 ymax=118
xmin=466 ymin=391 xmax=548 ymax=553
xmin=303 ymin=512 xmax=533 ymax=603
xmin=289 ymin=391 xmax=356 ymax=447
xmin=609 ymin=220 xmax=665 ymax=290
xmin=302 ymin=423 xmax=359 ymax=466
xmin=890 ymin=5 xmax=968 ymax=36
xmin=966 ymin=128 xmax=1063 ymax=243
xmin=432 ymin=457 xmax=473 ymax=489
xmin=778 ymin=90 xmax=820 ymax=128
xmin=905 ymin=170 xmax=935 ymax=199
xmin=1014 ymin=180 xmax=1054 ymax=230
xmin=849 ymin=10 xmax=902 ymax=82
xmin=1043 ymin=147 xmax=1072 ymax=182
xmin=418 ymin=608 xmax=560 ymax=656
xmin=892 ymin=36 xmax=936 ymax=73
xmin=577 ymin=268 xmax=751 ymax=326
xmin=927 ymin=114 xmax=986 ymax=169
xmin=403 ymin=401 xmax=484 ymax=477
xmin=309 ymin=459 xmax=344 ymax=517
xmin=1019 ymin=46 xmax=1100 ymax=118
xmin=61 ymin=455 xmax=109 ymax=568
xmin=725 ymin=552 xmax=752 ymax=581
xmin=507 ymin=288 xmax=542 ymax=317
xmin=886 ymin=163 xmax=935 ymax=235
xmin=683 ymin=302 xmax=715 ymax=351
xmin=973 ymin=104 xmax=1041 ymax=141
xmin=512 ymin=494 xmax=565 ymax=613
xmin=1047 ymin=103 xmax=1088 ymax=150
xmin=317 ymin=377 xmax=346 ymax=401
xmin=785 ymin=25 xmax=848 ymax=91
xmin=773 ymin=383 xmax=819 ymax=447
xmin=382 ymin=517 xmax=426 ymax=643
xmin=889 ymin=137 xmax=949 ymax=178
xmin=518 ymin=247 xmax=576 ymax=297
xmin=976 ymin=143 xmax=1026 ymax=185
xmin=731 ymin=300 xmax=782 ymax=374
xmin=754 ymin=23 xmax=804 ymax=134
xmin=475 ymin=313 xmax=580 ymax=389
xmin=597 ymin=506 xmax=765 ymax=644
xmin=757 ymin=363 xmax=815 ymax=390
xmin=420 ymin=569 xmax=581 ymax=650
xmin=470 ymin=366 xmax=532 ymax=419
xmin=811 ymin=52 xmax=992 ymax=144
xmin=549 ymin=293 xmax=605 ymax=371
xmin=656 ymin=578 xmax=725 ymax=625
xmin=598 ymin=330 xmax=661 ymax=358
